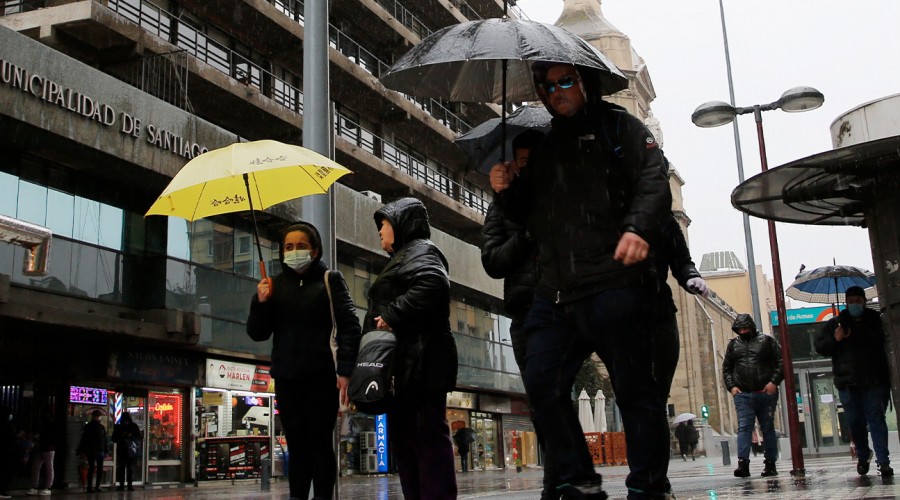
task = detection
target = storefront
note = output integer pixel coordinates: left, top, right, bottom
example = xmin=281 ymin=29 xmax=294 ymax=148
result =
xmin=195 ymin=359 xmax=275 ymax=480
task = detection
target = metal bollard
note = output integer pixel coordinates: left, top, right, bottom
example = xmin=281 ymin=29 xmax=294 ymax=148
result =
xmin=261 ymin=458 xmax=271 ymax=492
xmin=721 ymin=441 xmax=731 ymax=466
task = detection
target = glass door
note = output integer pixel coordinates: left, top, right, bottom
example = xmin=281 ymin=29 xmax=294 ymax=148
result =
xmin=471 ymin=412 xmax=497 ymax=470
xmin=146 ymin=391 xmax=183 ymax=483
xmin=805 ymin=369 xmax=849 ymax=455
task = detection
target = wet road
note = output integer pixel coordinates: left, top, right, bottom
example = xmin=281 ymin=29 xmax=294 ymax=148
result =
xmin=8 ymin=455 xmax=900 ymax=499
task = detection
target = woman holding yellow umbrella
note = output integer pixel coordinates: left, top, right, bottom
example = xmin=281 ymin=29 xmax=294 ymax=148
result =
xmin=247 ymin=220 xmax=360 ymax=500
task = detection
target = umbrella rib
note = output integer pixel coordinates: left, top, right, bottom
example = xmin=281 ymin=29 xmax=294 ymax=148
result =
xmin=190 ymin=183 xmax=207 ymax=221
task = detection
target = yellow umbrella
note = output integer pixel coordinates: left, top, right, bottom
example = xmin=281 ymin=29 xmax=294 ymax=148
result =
xmin=146 ymin=139 xmax=352 ymax=293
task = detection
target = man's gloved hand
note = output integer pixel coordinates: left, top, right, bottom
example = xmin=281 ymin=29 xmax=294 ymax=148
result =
xmin=686 ymin=277 xmax=710 ymax=297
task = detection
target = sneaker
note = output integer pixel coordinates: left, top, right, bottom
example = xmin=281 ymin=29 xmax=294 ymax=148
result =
xmin=858 ymin=456 xmax=872 ymax=475
xmin=39 ymin=490 xmax=52 ymax=496
xmin=761 ymin=459 xmax=778 ymax=477
xmin=878 ymin=463 xmax=894 ymax=477
xmin=27 ymin=488 xmax=40 ymax=495
xmin=733 ymin=458 xmax=751 ymax=478
xmin=0 ymin=493 xmax=12 ymax=499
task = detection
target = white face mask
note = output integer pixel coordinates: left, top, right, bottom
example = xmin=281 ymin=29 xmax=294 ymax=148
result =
xmin=283 ymin=249 xmax=312 ymax=273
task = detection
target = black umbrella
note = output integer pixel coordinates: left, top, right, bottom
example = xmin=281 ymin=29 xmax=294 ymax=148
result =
xmin=380 ymin=18 xmax=628 ymax=103
xmin=454 ymin=105 xmax=551 ymax=174
xmin=380 ymin=17 xmax=627 ymax=164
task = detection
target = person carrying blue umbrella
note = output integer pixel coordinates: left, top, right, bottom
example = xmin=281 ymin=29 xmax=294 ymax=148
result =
xmin=814 ymin=285 xmax=893 ymax=477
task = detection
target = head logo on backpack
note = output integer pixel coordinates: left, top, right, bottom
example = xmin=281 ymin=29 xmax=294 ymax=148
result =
xmin=349 ymin=329 xmax=397 ymax=414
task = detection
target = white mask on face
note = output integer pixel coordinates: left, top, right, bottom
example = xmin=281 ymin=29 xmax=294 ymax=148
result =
xmin=283 ymin=249 xmax=312 ymax=273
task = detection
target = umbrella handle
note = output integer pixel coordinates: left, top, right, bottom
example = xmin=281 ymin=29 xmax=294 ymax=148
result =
xmin=259 ymin=261 xmax=273 ymax=299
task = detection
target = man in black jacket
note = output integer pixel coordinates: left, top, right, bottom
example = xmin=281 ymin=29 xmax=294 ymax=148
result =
xmin=491 ymin=62 xmax=672 ymax=499
xmin=814 ymin=286 xmax=892 ymax=476
xmin=722 ymin=314 xmax=783 ymax=478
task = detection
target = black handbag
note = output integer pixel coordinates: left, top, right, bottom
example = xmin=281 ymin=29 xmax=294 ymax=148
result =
xmin=348 ymin=329 xmax=397 ymax=415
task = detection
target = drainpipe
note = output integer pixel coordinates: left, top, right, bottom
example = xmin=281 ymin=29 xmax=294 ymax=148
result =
xmin=0 ymin=215 xmax=52 ymax=275
xmin=695 ymin=296 xmax=733 ymax=436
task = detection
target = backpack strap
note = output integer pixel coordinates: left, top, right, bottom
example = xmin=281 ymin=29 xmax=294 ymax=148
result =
xmin=324 ymin=270 xmax=338 ymax=368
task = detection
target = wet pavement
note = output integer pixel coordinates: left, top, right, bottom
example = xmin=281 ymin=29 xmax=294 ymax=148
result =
xmin=7 ymin=454 xmax=900 ymax=498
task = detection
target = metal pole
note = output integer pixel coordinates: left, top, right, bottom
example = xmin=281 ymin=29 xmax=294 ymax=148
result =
xmin=303 ymin=0 xmax=336 ymax=266
xmin=718 ymin=0 xmax=763 ymax=331
xmin=304 ymin=3 xmax=340 ymax=499
xmin=753 ymin=107 xmax=805 ymax=476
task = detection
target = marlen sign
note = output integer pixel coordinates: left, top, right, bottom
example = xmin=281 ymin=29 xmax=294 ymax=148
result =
xmin=1 ymin=58 xmax=209 ymax=160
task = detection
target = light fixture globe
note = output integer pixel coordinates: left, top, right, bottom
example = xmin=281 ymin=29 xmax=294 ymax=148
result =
xmin=691 ymin=101 xmax=737 ymax=128
xmin=778 ymin=86 xmax=825 ymax=113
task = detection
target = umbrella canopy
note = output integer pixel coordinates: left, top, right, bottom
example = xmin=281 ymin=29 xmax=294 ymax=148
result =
xmin=454 ymin=105 xmax=551 ymax=173
xmin=577 ymin=389 xmax=596 ymax=433
xmin=146 ymin=139 xmax=351 ymax=289
xmin=786 ymin=264 xmax=877 ymax=304
xmin=380 ymin=18 xmax=628 ymax=103
xmin=672 ymin=412 xmax=697 ymax=425
xmin=593 ymin=390 xmax=608 ymax=433
xmin=145 ymin=140 xmax=351 ymax=221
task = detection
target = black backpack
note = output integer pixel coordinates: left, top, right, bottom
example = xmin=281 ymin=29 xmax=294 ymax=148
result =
xmin=348 ymin=329 xmax=398 ymax=415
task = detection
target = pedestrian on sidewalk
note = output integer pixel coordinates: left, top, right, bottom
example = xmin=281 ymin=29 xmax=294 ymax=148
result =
xmin=674 ymin=420 xmax=699 ymax=461
xmin=490 ymin=61 xmax=672 ymax=500
xmin=452 ymin=426 xmax=474 ymax=473
xmin=26 ymin=413 xmax=57 ymax=496
xmin=814 ymin=285 xmax=893 ymax=477
xmin=366 ymin=198 xmax=458 ymax=500
xmin=247 ymin=221 xmax=362 ymax=500
xmin=112 ymin=412 xmax=142 ymax=491
xmin=723 ymin=314 xmax=783 ymax=478
xmin=0 ymin=406 xmax=16 ymax=499
xmin=76 ymin=410 xmax=107 ymax=492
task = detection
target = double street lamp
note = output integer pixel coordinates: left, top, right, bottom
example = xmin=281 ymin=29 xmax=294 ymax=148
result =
xmin=692 ymin=86 xmax=825 ymax=476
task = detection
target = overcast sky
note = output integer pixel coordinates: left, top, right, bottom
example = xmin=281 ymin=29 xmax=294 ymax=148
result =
xmin=516 ymin=0 xmax=900 ymax=310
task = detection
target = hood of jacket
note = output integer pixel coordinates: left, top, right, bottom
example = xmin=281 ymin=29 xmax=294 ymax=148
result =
xmin=278 ymin=220 xmax=323 ymax=275
xmin=374 ymin=197 xmax=431 ymax=254
xmin=731 ymin=313 xmax=757 ymax=334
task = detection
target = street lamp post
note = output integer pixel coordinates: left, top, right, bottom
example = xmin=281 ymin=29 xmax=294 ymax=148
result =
xmin=692 ymin=86 xmax=825 ymax=477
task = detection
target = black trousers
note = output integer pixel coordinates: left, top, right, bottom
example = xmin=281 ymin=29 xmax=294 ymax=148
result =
xmin=86 ymin=453 xmax=103 ymax=488
xmin=115 ymin=444 xmax=135 ymax=486
xmin=275 ymin=371 xmax=338 ymax=500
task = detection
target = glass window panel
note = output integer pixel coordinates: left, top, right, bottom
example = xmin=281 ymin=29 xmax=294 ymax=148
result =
xmin=190 ymin=220 xmax=213 ymax=266
xmin=167 ymin=218 xmax=191 ymax=260
xmin=45 ymin=189 xmax=74 ymax=238
xmin=0 ymin=171 xmax=18 ymax=217
xmin=0 ymin=241 xmax=14 ymax=276
xmin=73 ymin=197 xmax=100 ymax=245
xmin=98 ymin=204 xmax=123 ymax=251
xmin=30 ymin=237 xmax=72 ymax=293
xmin=17 ymin=180 xmax=47 ymax=226
xmin=70 ymin=243 xmax=99 ymax=298
xmin=166 ymin=260 xmax=196 ymax=311
xmin=96 ymin=249 xmax=122 ymax=303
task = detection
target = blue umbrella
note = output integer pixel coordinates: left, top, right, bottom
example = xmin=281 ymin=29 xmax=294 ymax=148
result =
xmin=785 ymin=265 xmax=877 ymax=304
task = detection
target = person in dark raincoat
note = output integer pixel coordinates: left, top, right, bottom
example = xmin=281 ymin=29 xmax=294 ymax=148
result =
xmin=815 ymin=285 xmax=892 ymax=477
xmin=366 ymin=197 xmax=458 ymax=500
xmin=247 ymin=221 xmax=361 ymax=500
xmin=76 ymin=410 xmax=107 ymax=492
xmin=112 ymin=412 xmax=142 ymax=491
xmin=673 ymin=420 xmax=699 ymax=461
xmin=651 ymin=211 xmax=708 ymax=402
xmin=490 ymin=62 xmax=673 ymax=499
xmin=452 ymin=426 xmax=475 ymax=472
xmin=723 ymin=314 xmax=782 ymax=478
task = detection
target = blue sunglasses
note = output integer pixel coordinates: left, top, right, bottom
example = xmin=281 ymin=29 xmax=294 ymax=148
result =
xmin=540 ymin=75 xmax=579 ymax=94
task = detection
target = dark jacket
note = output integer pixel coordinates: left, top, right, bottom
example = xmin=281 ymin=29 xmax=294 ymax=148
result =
xmin=480 ymin=201 xmax=538 ymax=319
xmin=674 ymin=422 xmax=699 ymax=445
xmin=77 ymin=419 xmax=106 ymax=457
xmin=247 ymin=223 xmax=362 ymax=379
xmin=35 ymin=417 xmax=58 ymax=452
xmin=365 ymin=198 xmax=458 ymax=397
xmin=112 ymin=418 xmax=141 ymax=447
xmin=814 ymin=308 xmax=890 ymax=389
xmin=654 ymin=213 xmax=702 ymax=316
xmin=497 ymin=101 xmax=671 ymax=303
xmin=723 ymin=314 xmax=784 ymax=392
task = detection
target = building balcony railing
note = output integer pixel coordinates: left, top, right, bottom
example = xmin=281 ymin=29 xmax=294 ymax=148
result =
xmin=104 ymin=0 xmax=488 ymax=214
